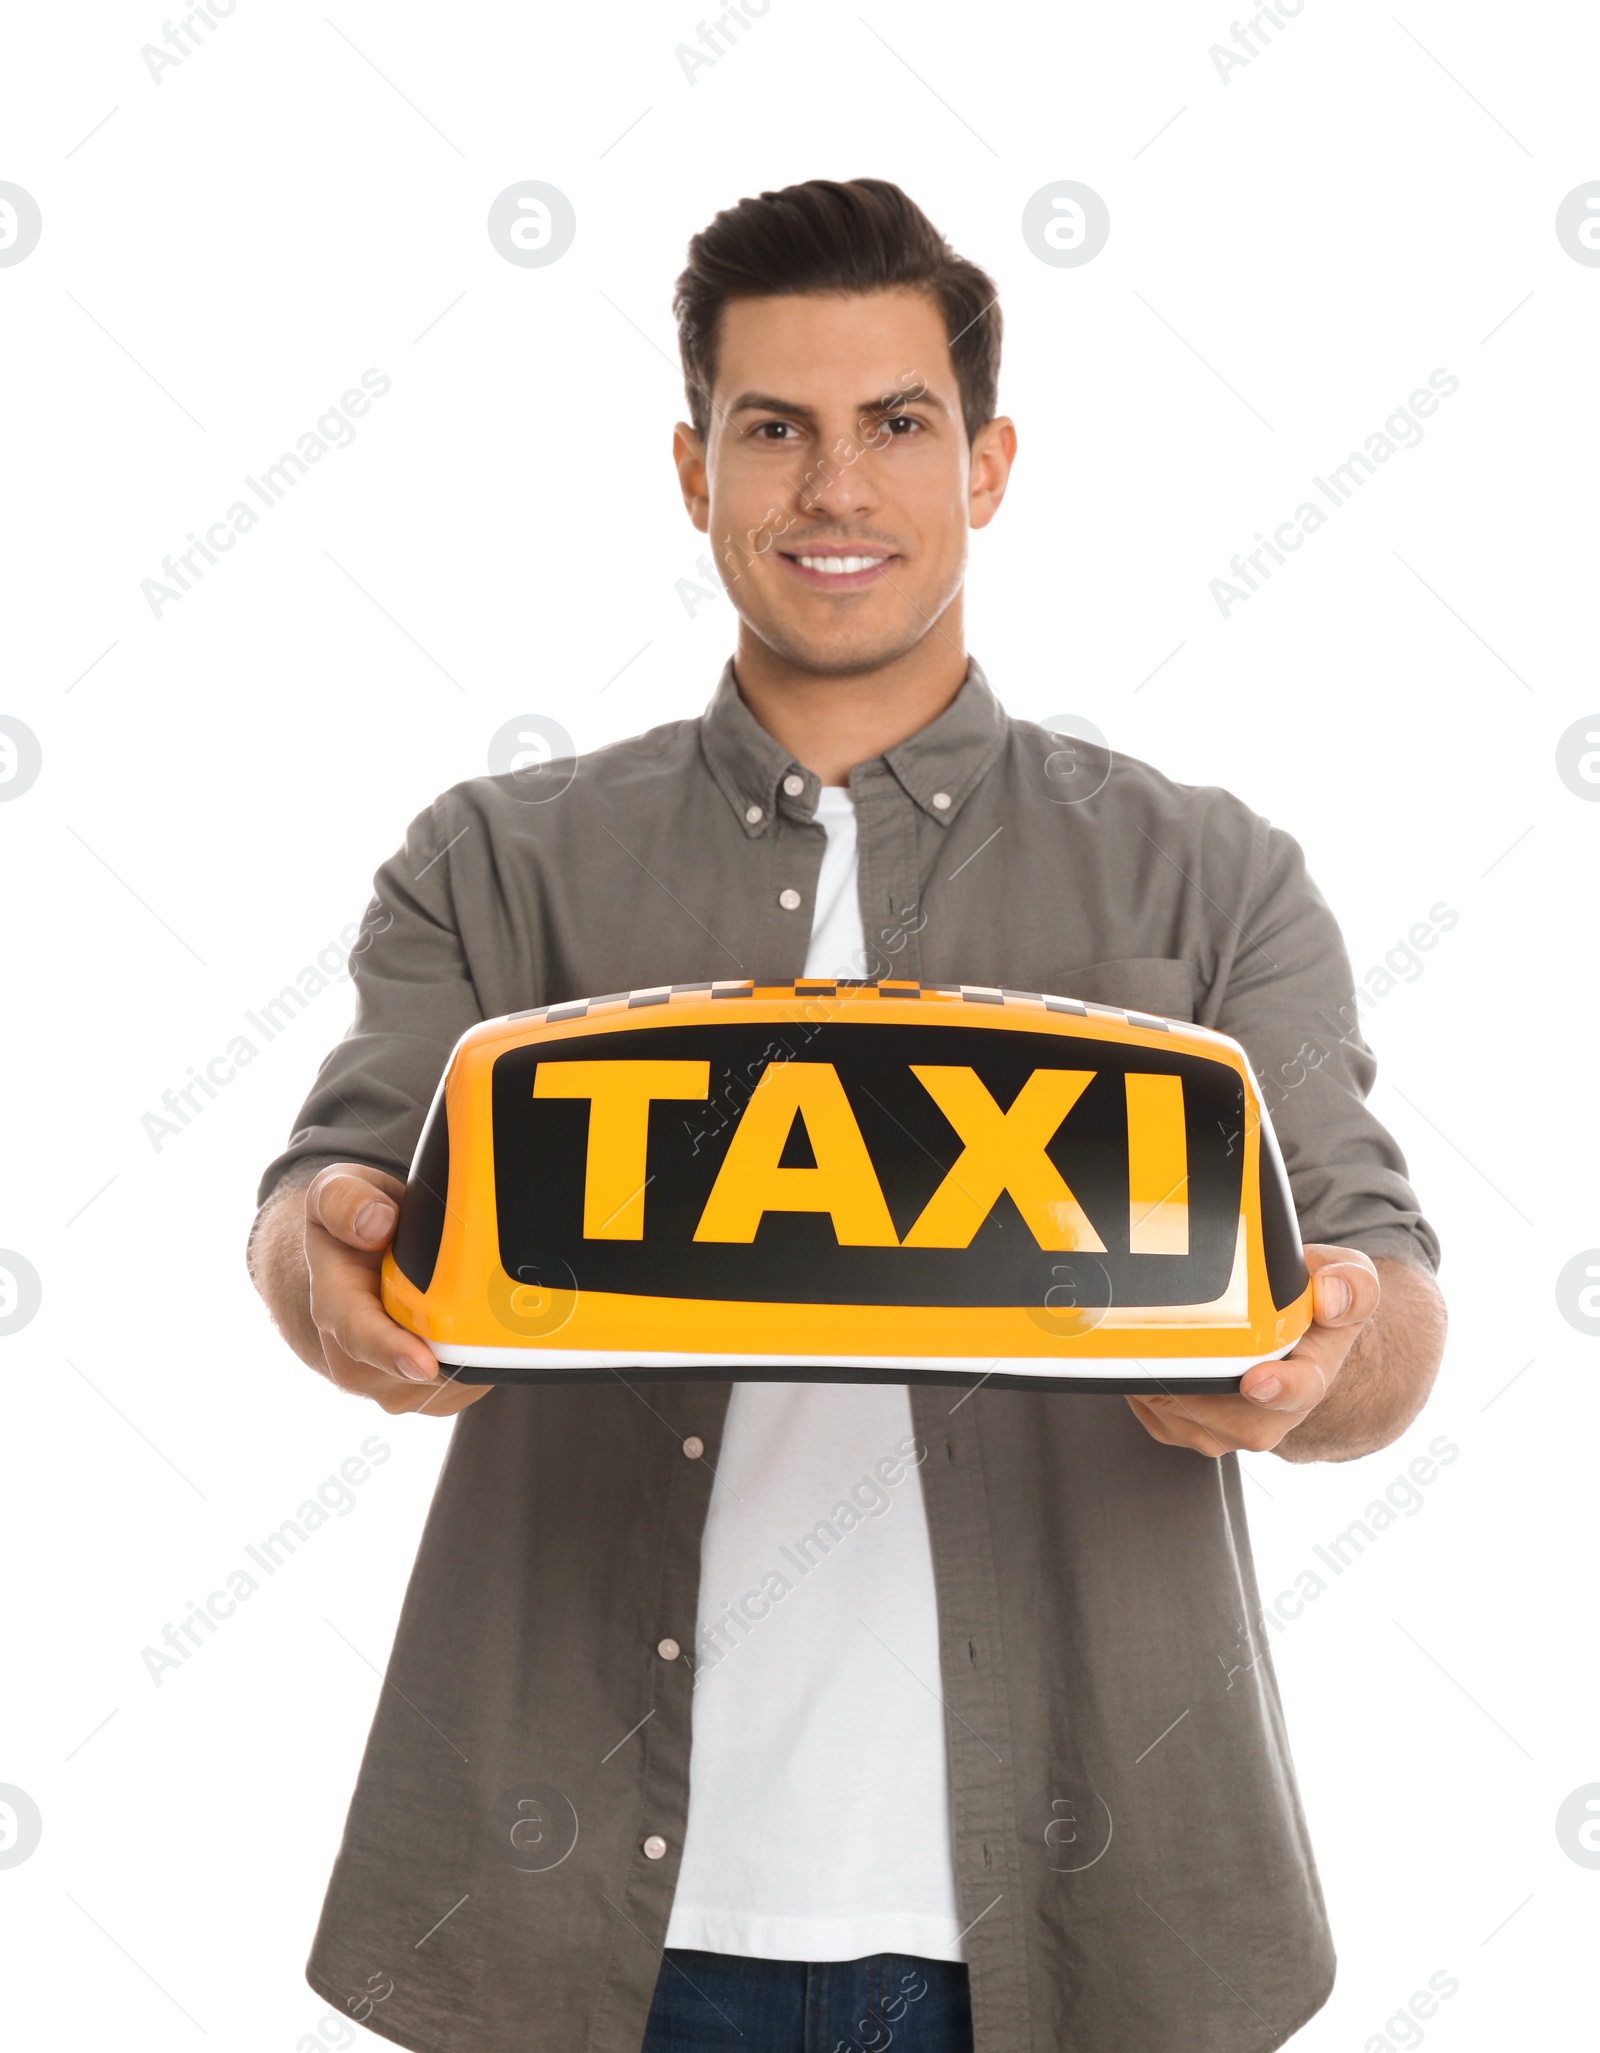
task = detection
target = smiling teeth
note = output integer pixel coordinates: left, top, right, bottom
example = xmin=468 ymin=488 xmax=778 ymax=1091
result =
xmin=795 ymin=555 xmax=884 ymax=574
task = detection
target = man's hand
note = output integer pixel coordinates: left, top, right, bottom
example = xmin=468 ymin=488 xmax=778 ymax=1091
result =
xmin=1126 ymin=1244 xmax=1441 ymax=1462
xmin=248 ymin=1163 xmax=494 ymax=1417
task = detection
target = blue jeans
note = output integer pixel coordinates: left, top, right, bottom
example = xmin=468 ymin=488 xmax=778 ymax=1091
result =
xmin=640 ymin=1949 xmax=973 ymax=2052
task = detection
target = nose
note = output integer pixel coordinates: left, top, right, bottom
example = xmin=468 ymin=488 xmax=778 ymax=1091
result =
xmin=792 ymin=427 xmax=882 ymax=525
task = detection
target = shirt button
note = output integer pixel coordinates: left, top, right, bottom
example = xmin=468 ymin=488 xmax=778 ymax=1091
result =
xmin=783 ymin=773 xmax=806 ymax=798
xmin=744 ymin=803 xmax=764 ymax=825
xmin=657 ymin=1637 xmax=681 ymax=1661
xmin=932 ymin=791 xmax=952 ymax=810
xmin=643 ymin=1835 xmax=669 ymax=1861
xmin=778 ymin=888 xmax=802 ymax=911
xmin=682 ymin=1435 xmax=704 ymax=1459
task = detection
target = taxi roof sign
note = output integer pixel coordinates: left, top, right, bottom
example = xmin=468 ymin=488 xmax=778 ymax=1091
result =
xmin=381 ymin=979 xmax=1312 ymax=1392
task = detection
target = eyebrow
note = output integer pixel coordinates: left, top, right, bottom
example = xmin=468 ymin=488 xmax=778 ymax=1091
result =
xmin=724 ymin=387 xmax=952 ymax=422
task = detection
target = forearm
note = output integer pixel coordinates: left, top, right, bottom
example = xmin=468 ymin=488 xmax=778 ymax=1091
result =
xmin=1274 ymin=1255 xmax=1447 ymax=1463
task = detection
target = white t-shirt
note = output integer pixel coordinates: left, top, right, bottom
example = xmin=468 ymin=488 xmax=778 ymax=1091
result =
xmin=663 ymin=785 xmax=968 ymax=1964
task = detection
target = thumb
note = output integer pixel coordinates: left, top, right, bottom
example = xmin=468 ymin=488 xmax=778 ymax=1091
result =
xmin=307 ymin=1167 xmax=403 ymax=1251
xmin=1303 ymin=1246 xmax=1380 ymax=1327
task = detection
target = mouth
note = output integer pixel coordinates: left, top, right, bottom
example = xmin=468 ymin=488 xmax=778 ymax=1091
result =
xmin=776 ymin=547 xmax=899 ymax=591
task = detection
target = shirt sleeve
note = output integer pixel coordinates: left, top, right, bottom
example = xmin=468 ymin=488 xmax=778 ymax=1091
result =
xmin=254 ymin=797 xmax=488 ymax=1210
xmin=1210 ymin=816 xmax=1441 ymax=1276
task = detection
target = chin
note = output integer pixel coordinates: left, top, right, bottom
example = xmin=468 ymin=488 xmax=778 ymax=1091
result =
xmin=751 ymin=614 xmax=936 ymax=678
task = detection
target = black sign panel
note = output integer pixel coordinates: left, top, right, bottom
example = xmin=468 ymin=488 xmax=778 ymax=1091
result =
xmin=490 ymin=1023 xmax=1245 ymax=1310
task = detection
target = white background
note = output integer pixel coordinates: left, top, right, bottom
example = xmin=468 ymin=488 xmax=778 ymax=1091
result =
xmin=2 ymin=0 xmax=1597 ymax=2046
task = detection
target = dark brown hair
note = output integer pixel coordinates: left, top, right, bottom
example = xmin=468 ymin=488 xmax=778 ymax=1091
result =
xmin=672 ymin=177 xmax=1002 ymax=445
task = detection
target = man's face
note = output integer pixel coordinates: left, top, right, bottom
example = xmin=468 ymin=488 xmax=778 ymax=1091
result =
xmin=676 ymin=289 xmax=1011 ymax=677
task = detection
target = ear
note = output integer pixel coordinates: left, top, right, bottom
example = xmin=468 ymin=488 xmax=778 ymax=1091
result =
xmin=968 ymin=416 xmax=1017 ymax=532
xmin=673 ymin=421 xmax=711 ymax=533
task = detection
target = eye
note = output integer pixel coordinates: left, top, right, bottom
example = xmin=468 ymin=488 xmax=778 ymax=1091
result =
xmin=861 ymin=412 xmax=923 ymax=441
xmin=751 ymin=420 xmax=799 ymax=442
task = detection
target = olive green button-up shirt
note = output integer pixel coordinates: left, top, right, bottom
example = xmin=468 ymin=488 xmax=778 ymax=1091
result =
xmin=260 ymin=657 xmax=1438 ymax=2053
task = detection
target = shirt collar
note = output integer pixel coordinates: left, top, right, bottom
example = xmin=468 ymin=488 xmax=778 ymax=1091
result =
xmin=699 ymin=653 xmax=1008 ymax=837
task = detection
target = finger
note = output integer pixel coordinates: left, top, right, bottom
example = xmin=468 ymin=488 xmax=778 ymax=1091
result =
xmin=322 ymin=1343 xmax=495 ymax=1416
xmin=316 ymin=1272 xmax=440 ymax=1385
xmin=308 ymin=1165 xmax=407 ymax=1251
xmin=341 ymin=1356 xmax=496 ymax=1417
xmin=304 ymin=1228 xmax=439 ymax=1385
xmin=298 ymin=1167 xmax=469 ymax=1411
xmin=1238 ymin=1338 xmax=1334 ymax=1413
xmin=401 ymin=1369 xmax=498 ymax=1417
xmin=1126 ymin=1393 xmax=1236 ymax=1458
xmin=1132 ymin=1385 xmax=1315 ymax=1456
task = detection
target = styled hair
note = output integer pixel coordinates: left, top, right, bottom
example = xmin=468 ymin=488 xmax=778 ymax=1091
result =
xmin=672 ymin=177 xmax=1002 ymax=444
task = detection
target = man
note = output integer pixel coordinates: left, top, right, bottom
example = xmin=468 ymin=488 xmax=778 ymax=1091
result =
xmin=249 ymin=178 xmax=1445 ymax=2053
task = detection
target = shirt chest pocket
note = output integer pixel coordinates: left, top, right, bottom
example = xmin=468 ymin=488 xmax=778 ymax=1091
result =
xmin=1056 ymin=955 xmax=1196 ymax=1024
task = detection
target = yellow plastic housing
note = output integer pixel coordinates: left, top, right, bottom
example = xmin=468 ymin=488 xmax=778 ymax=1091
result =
xmin=380 ymin=979 xmax=1313 ymax=1390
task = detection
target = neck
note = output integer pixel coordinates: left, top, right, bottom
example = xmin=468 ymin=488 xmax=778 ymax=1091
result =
xmin=731 ymin=601 xmax=969 ymax=786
